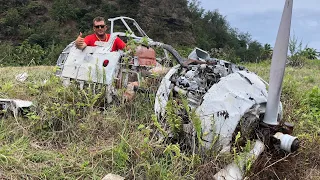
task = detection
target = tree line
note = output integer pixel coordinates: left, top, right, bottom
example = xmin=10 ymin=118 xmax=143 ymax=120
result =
xmin=0 ymin=0 xmax=317 ymax=66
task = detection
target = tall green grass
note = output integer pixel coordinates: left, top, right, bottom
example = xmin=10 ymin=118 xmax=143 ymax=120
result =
xmin=0 ymin=60 xmax=319 ymax=179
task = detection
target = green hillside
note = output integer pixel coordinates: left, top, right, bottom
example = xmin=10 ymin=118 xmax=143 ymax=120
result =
xmin=1 ymin=0 xmax=273 ymax=66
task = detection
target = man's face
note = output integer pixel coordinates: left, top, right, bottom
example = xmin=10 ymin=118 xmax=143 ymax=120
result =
xmin=93 ymin=20 xmax=107 ymax=36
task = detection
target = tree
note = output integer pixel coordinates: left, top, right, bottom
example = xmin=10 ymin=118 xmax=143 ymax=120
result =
xmin=50 ymin=0 xmax=77 ymax=23
xmin=288 ymin=34 xmax=307 ymax=67
xmin=301 ymin=47 xmax=319 ymax=60
xmin=261 ymin=43 xmax=273 ymax=60
xmin=245 ymin=41 xmax=263 ymax=62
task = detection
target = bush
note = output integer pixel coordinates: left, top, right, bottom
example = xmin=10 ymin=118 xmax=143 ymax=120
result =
xmin=1 ymin=8 xmax=22 ymax=36
xmin=287 ymin=34 xmax=315 ymax=67
xmin=0 ymin=44 xmax=15 ymax=67
xmin=288 ymin=54 xmax=308 ymax=67
xmin=298 ymin=87 xmax=320 ymax=134
xmin=0 ymin=39 xmax=67 ymax=66
xmin=50 ymin=0 xmax=77 ymax=23
xmin=14 ymin=41 xmax=46 ymax=66
xmin=0 ymin=41 xmax=45 ymax=66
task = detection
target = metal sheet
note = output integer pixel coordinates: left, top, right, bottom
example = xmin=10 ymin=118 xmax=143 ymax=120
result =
xmin=0 ymin=99 xmax=33 ymax=117
xmin=196 ymin=71 xmax=269 ymax=151
xmin=214 ymin=140 xmax=265 ymax=180
xmin=60 ymin=45 xmax=121 ymax=85
xmin=154 ymin=65 xmax=180 ymax=117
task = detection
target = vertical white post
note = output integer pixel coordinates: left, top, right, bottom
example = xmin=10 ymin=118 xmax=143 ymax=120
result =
xmin=263 ymin=0 xmax=293 ymax=125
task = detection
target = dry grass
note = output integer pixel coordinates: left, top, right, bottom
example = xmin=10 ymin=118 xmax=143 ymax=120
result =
xmin=0 ymin=61 xmax=319 ymax=179
xmin=244 ymin=60 xmax=320 ymax=180
xmin=0 ymin=66 xmax=54 ymax=100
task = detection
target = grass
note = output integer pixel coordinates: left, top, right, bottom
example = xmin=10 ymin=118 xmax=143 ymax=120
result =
xmin=244 ymin=60 xmax=320 ymax=180
xmin=0 ymin=60 xmax=319 ymax=179
xmin=0 ymin=66 xmax=195 ymax=179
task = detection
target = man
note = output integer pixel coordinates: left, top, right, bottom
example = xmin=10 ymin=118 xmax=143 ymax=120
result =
xmin=75 ymin=16 xmax=126 ymax=51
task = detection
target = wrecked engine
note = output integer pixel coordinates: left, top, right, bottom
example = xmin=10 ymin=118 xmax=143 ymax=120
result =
xmin=154 ymin=46 xmax=298 ymax=158
xmin=170 ymin=61 xmax=246 ymax=109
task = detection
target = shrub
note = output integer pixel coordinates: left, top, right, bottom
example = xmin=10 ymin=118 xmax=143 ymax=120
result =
xmin=298 ymin=87 xmax=320 ymax=134
xmin=1 ymin=8 xmax=22 ymax=36
xmin=14 ymin=41 xmax=46 ymax=66
xmin=50 ymin=0 xmax=77 ymax=23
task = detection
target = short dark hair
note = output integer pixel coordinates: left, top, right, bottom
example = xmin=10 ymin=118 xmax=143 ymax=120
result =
xmin=93 ymin=16 xmax=105 ymax=25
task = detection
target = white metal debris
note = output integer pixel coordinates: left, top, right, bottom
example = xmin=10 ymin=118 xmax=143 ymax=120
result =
xmin=213 ymin=140 xmax=265 ymax=180
xmin=0 ymin=98 xmax=32 ymax=117
xmin=15 ymin=72 xmax=28 ymax=82
xmin=196 ymin=71 xmax=276 ymax=152
xmin=154 ymin=65 xmax=180 ymax=117
xmin=60 ymin=45 xmax=121 ymax=85
xmin=102 ymin=173 xmax=124 ymax=180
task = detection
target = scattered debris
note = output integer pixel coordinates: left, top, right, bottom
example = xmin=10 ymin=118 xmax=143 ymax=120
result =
xmin=0 ymin=98 xmax=32 ymax=118
xmin=15 ymin=72 xmax=28 ymax=82
xmin=102 ymin=174 xmax=124 ymax=180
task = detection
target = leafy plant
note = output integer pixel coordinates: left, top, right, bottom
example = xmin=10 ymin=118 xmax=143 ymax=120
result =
xmin=287 ymin=34 xmax=313 ymax=67
xmin=165 ymin=97 xmax=183 ymax=136
xmin=299 ymin=86 xmax=320 ymax=134
xmin=301 ymin=47 xmax=319 ymax=60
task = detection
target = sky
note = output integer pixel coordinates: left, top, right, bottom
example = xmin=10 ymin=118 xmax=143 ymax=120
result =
xmin=199 ymin=0 xmax=320 ymax=51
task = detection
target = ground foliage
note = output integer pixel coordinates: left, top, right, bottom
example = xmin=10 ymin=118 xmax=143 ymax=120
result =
xmin=0 ymin=59 xmax=319 ymax=179
xmin=1 ymin=0 xmax=320 ymax=179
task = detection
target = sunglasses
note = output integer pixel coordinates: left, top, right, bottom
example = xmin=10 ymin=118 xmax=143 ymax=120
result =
xmin=94 ymin=25 xmax=106 ymax=28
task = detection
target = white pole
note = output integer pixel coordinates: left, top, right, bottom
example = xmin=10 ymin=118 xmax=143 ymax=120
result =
xmin=263 ymin=0 xmax=293 ymax=125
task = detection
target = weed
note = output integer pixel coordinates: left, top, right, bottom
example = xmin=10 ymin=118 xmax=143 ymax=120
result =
xmin=0 ymin=58 xmax=319 ymax=179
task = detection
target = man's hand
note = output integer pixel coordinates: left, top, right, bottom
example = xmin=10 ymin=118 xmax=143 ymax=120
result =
xmin=75 ymin=32 xmax=87 ymax=50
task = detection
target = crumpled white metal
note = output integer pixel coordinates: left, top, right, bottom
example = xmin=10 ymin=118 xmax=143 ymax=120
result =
xmin=0 ymin=98 xmax=32 ymax=117
xmin=196 ymin=71 xmax=272 ymax=152
xmin=213 ymin=140 xmax=265 ymax=180
xmin=154 ymin=65 xmax=180 ymax=117
xmin=15 ymin=72 xmax=28 ymax=82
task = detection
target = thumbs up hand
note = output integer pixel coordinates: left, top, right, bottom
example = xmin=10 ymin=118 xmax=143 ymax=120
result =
xmin=75 ymin=32 xmax=87 ymax=50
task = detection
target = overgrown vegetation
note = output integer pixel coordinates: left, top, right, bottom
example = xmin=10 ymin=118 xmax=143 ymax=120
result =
xmin=244 ymin=60 xmax=320 ymax=180
xmin=0 ymin=66 xmax=196 ymax=179
xmin=287 ymin=34 xmax=320 ymax=67
xmin=1 ymin=0 xmax=319 ymax=179
xmin=0 ymin=58 xmax=319 ymax=179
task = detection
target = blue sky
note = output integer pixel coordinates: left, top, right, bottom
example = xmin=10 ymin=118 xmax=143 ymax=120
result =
xmin=199 ymin=0 xmax=320 ymax=51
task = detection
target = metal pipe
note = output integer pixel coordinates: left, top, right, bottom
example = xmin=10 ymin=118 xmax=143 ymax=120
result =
xmin=263 ymin=0 xmax=293 ymax=125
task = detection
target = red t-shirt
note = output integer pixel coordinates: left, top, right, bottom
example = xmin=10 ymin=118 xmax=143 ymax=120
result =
xmin=84 ymin=34 xmax=126 ymax=52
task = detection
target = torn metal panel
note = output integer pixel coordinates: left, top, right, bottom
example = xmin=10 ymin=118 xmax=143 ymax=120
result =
xmin=60 ymin=45 xmax=121 ymax=85
xmin=196 ymin=71 xmax=273 ymax=152
xmin=0 ymin=99 xmax=33 ymax=117
xmin=154 ymin=65 xmax=180 ymax=117
xmin=213 ymin=140 xmax=265 ymax=180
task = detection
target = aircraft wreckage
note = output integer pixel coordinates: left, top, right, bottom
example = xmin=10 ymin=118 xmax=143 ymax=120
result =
xmin=154 ymin=1 xmax=298 ymax=178
xmin=1 ymin=0 xmax=298 ymax=179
